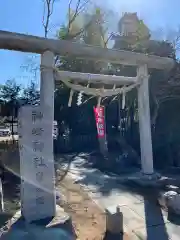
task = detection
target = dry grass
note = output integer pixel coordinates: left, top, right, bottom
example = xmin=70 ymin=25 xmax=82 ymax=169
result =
xmin=57 ymin=176 xmax=106 ymax=240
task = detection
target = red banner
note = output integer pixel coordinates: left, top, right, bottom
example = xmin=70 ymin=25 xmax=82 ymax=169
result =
xmin=94 ymin=106 xmax=105 ymax=138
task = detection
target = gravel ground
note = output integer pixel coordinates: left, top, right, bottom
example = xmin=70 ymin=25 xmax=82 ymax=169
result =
xmin=57 ymin=175 xmax=106 ymax=240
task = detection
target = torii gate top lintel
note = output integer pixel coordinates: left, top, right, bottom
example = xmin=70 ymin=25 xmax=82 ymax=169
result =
xmin=0 ymin=30 xmax=175 ymax=70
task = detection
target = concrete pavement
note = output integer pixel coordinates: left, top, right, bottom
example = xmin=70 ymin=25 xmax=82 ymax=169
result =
xmin=60 ymin=156 xmax=180 ymax=239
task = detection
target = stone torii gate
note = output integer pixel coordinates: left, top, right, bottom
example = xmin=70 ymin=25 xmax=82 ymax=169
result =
xmin=0 ymin=30 xmax=174 ymax=222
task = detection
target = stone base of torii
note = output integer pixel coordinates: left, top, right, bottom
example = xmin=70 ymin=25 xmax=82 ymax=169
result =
xmin=1 ymin=205 xmax=75 ymax=240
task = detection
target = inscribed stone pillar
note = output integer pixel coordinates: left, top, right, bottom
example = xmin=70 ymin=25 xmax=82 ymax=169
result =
xmin=18 ymin=106 xmax=56 ymax=222
xmin=18 ymin=51 xmax=56 ymax=222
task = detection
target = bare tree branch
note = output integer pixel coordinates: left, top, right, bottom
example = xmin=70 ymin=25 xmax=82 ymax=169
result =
xmin=67 ymin=0 xmax=90 ymax=35
xmin=42 ymin=0 xmax=56 ymax=37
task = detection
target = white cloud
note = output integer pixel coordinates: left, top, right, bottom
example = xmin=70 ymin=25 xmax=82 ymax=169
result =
xmin=97 ymin=0 xmax=172 ymax=29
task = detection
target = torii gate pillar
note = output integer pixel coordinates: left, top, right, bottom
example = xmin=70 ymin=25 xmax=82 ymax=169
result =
xmin=137 ymin=65 xmax=154 ymax=175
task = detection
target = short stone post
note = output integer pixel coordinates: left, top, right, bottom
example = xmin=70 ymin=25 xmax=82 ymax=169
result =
xmin=105 ymin=205 xmax=123 ymax=234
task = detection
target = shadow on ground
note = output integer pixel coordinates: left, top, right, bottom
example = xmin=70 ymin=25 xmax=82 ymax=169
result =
xmin=141 ymin=197 xmax=169 ymax=240
xmin=59 ymin=152 xmax=180 ymax=197
xmin=1 ymin=216 xmax=75 ymax=240
xmin=0 ymin=173 xmax=20 ymax=228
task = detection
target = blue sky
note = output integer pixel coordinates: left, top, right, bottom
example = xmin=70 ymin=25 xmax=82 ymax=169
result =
xmin=0 ymin=0 xmax=180 ymax=86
